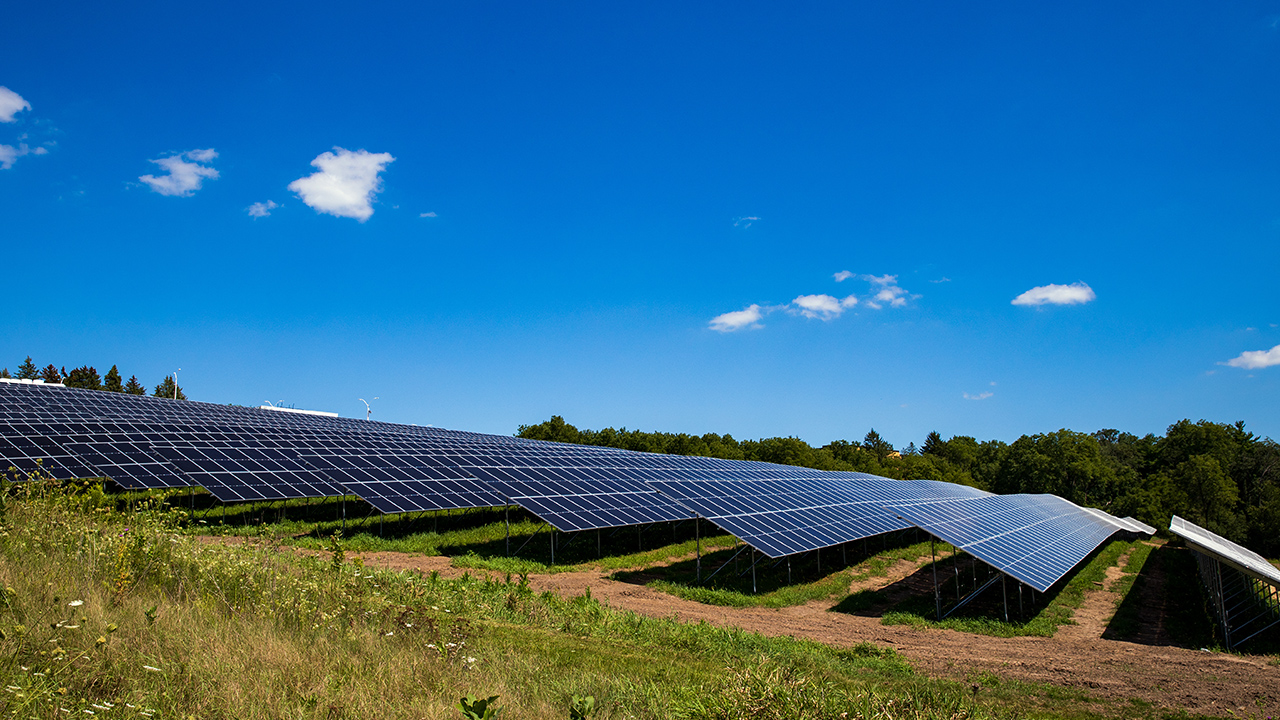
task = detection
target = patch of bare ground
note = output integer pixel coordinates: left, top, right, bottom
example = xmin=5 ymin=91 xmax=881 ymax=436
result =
xmin=847 ymin=557 xmax=926 ymax=595
xmin=206 ymin=538 xmax=1280 ymax=717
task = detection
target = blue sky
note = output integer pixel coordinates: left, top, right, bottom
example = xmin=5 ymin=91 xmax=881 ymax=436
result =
xmin=2 ymin=1 xmax=1278 ymax=447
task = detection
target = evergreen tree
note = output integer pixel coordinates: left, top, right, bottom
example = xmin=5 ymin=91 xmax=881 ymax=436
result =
xmin=40 ymin=364 xmax=61 ymax=383
xmin=0 ymin=368 xmax=9 ymax=379
xmin=103 ymin=365 xmax=123 ymax=392
xmin=921 ymin=431 xmax=945 ymax=456
xmin=16 ymin=356 xmax=38 ymax=380
xmin=124 ymin=375 xmax=146 ymax=395
xmin=153 ymin=376 xmax=187 ymax=400
xmin=861 ymin=429 xmax=895 ymax=457
xmin=903 ymin=441 xmax=919 ymax=456
xmin=64 ymin=365 xmax=103 ymax=390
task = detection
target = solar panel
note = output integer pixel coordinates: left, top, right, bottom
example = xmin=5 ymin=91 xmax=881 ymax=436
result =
xmin=467 ymin=466 xmax=691 ymax=532
xmin=300 ymin=453 xmax=506 ymax=513
xmin=1170 ymin=515 xmax=1280 ymax=585
xmin=64 ymin=442 xmax=190 ymax=489
xmin=888 ymin=494 xmax=1135 ymax=592
xmin=648 ymin=476 xmax=993 ymax=558
xmin=152 ymin=445 xmax=346 ymax=502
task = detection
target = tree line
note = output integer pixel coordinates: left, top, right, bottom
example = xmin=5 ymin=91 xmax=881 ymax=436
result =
xmin=1 ymin=356 xmax=186 ymax=400
xmin=517 ymin=416 xmax=1280 ymax=556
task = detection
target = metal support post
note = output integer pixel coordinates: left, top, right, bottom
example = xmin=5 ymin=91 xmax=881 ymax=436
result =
xmin=932 ymin=537 xmax=941 ymax=621
xmin=695 ymin=517 xmax=701 ymax=582
xmin=597 ymin=528 xmax=602 ymax=558
xmin=505 ymin=506 xmax=510 ymax=556
xmin=1002 ymin=574 xmax=1009 ymax=622
xmin=752 ymin=549 xmax=758 ymax=594
xmin=954 ymin=546 xmax=961 ymax=601
xmin=787 ymin=558 xmax=791 ymax=585
xmin=551 ymin=528 xmax=556 ymax=566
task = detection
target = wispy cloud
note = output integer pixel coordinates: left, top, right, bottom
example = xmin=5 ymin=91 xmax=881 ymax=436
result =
xmin=419 ymin=211 xmax=437 ymax=218
xmin=833 ymin=270 xmax=854 ymax=282
xmin=0 ymin=141 xmax=47 ymax=170
xmin=1223 ymin=344 xmax=1280 ymax=370
xmin=1011 ymin=281 xmax=1096 ymax=306
xmin=791 ymin=294 xmax=858 ymax=320
xmin=863 ymin=274 xmax=910 ymax=309
xmin=247 ymin=200 xmax=278 ymax=218
xmin=288 ymin=147 xmax=395 ymax=222
xmin=963 ymin=391 xmax=993 ymax=400
xmin=930 ymin=277 xmax=951 ymax=284
xmin=139 ymin=149 xmax=219 ymax=196
xmin=709 ymin=304 xmax=767 ymax=332
xmin=0 ymin=87 xmax=30 ymax=123
xmin=733 ymin=216 xmax=760 ymax=228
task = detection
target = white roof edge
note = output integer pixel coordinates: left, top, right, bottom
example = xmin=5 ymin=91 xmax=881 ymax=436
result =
xmin=0 ymin=378 xmax=66 ymax=387
xmin=258 ymin=405 xmax=339 ymax=418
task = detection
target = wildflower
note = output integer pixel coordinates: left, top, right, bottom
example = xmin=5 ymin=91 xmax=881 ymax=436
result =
xmin=384 ymin=631 xmax=394 ymax=636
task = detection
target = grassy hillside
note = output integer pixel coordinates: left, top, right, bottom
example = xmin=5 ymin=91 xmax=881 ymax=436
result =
xmin=0 ymin=477 xmax=1036 ymax=720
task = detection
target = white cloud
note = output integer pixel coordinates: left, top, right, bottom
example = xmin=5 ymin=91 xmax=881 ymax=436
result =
xmin=1011 ymin=281 xmax=1096 ymax=307
xmin=0 ymin=142 xmax=46 ymax=170
xmin=420 ymin=211 xmax=437 ymax=218
xmin=833 ymin=270 xmax=854 ymax=282
xmin=963 ymin=392 xmax=993 ymax=400
xmin=863 ymin=274 xmax=910 ymax=309
xmin=0 ymin=87 xmax=30 ymax=123
xmin=247 ymin=200 xmax=278 ymax=218
xmin=288 ymin=148 xmax=394 ymax=222
xmin=930 ymin=277 xmax=951 ymax=284
xmin=733 ymin=216 xmax=760 ymax=228
xmin=139 ymin=149 xmax=219 ymax=196
xmin=709 ymin=304 xmax=766 ymax=332
xmin=791 ymin=294 xmax=858 ymax=320
xmin=1223 ymin=344 xmax=1280 ymax=370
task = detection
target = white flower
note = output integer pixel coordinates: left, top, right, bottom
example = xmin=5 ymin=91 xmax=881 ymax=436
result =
xmin=68 ymin=600 xmax=84 ymax=607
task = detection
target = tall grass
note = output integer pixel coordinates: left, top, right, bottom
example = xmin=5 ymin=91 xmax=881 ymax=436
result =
xmin=0 ymin=475 xmax=1034 ymax=719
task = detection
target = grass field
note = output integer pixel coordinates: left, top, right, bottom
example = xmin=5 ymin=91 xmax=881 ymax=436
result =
xmin=6 ymin=477 xmax=1255 ymax=718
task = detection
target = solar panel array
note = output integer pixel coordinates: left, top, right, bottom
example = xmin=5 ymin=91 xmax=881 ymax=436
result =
xmin=1 ymin=379 xmax=1147 ymax=593
xmin=888 ymin=494 xmax=1149 ymax=592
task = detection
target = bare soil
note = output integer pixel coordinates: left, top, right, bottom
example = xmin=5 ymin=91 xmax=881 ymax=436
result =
xmin=219 ymin=538 xmax=1280 ymax=717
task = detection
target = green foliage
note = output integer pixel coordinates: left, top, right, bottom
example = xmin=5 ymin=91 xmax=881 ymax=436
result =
xmin=152 ymin=375 xmax=187 ymax=400
xmin=568 ymin=693 xmax=595 ymax=719
xmin=39 ymin=364 xmax=61 ymax=383
xmin=103 ymin=365 xmax=123 ymax=392
xmin=16 ymin=356 xmax=38 ymax=380
xmin=0 ymin=368 xmax=9 ymax=379
xmin=63 ymin=365 xmax=103 ymax=390
xmin=457 ymin=693 xmax=502 ymax=719
xmin=123 ymin=375 xmax=146 ymax=395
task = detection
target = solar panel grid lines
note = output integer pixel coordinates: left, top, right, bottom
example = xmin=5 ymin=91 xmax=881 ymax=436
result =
xmin=887 ymin=494 xmax=1137 ymax=593
xmin=1170 ymin=515 xmax=1280 ymax=585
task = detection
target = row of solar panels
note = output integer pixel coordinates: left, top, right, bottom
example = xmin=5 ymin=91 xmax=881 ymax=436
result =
xmin=1 ymin=380 xmax=1153 ymax=593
